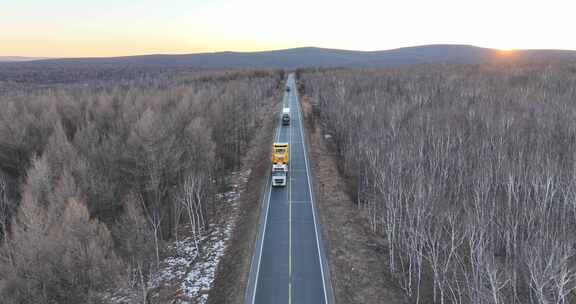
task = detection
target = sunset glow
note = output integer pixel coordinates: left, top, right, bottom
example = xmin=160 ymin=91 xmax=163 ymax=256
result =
xmin=1 ymin=0 xmax=575 ymax=57
xmin=496 ymin=48 xmax=518 ymax=56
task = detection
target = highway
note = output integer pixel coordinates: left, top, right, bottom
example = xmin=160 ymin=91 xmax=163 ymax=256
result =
xmin=245 ymin=73 xmax=334 ymax=304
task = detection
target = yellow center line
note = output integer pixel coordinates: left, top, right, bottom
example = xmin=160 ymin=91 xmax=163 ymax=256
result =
xmin=288 ymin=81 xmax=293 ymax=304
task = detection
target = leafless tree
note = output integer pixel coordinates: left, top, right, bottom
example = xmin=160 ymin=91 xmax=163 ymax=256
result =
xmin=178 ymin=173 xmax=209 ymax=254
xmin=301 ymin=61 xmax=576 ymax=304
xmin=0 ymin=170 xmax=9 ymax=240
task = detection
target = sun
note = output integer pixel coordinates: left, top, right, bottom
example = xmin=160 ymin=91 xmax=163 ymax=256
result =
xmin=495 ymin=48 xmax=518 ymax=57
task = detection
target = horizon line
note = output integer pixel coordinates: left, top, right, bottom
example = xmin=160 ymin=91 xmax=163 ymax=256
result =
xmin=2 ymin=44 xmax=576 ymax=60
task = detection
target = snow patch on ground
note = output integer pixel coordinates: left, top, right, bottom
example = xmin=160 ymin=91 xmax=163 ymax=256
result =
xmin=177 ymin=224 xmax=232 ymax=304
xmin=161 ymin=169 xmax=249 ymax=304
xmin=150 ymin=235 xmax=200 ymax=289
xmin=102 ymin=169 xmax=251 ymax=304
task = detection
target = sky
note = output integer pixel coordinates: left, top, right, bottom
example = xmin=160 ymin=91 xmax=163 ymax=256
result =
xmin=1 ymin=0 xmax=575 ymax=57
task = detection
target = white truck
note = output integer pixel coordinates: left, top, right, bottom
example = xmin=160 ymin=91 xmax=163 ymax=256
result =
xmin=282 ymin=107 xmax=290 ymax=126
xmin=272 ymin=163 xmax=288 ymax=186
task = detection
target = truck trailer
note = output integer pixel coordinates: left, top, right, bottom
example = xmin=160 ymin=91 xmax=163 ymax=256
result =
xmin=272 ymin=143 xmax=289 ymax=164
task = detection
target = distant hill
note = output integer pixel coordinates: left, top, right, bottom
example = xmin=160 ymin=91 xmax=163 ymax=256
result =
xmin=9 ymin=45 xmax=576 ymax=68
xmin=0 ymin=56 xmax=50 ymax=62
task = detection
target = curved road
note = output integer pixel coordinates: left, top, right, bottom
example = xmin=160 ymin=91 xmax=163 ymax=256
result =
xmin=245 ymin=73 xmax=335 ymax=304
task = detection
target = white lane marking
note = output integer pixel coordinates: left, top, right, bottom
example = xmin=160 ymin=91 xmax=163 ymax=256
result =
xmin=251 ymin=98 xmax=283 ymax=304
xmin=289 ymin=201 xmax=312 ymax=204
xmin=294 ymin=75 xmax=330 ymax=304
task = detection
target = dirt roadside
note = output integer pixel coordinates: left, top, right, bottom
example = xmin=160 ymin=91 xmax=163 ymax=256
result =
xmin=207 ymin=96 xmax=278 ymax=304
xmin=301 ymin=95 xmax=408 ymax=304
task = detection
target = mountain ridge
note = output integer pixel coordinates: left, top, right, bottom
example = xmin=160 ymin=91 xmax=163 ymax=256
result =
xmin=0 ymin=56 xmax=51 ymax=62
xmin=6 ymin=45 xmax=576 ymax=68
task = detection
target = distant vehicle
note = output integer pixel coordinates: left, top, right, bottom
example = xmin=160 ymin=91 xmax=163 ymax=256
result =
xmin=282 ymin=107 xmax=290 ymax=125
xmin=286 ymin=86 xmax=291 ymax=92
xmin=272 ymin=143 xmax=289 ymax=187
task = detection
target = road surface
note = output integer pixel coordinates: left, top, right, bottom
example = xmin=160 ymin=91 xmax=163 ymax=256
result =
xmin=245 ymin=73 xmax=334 ymax=304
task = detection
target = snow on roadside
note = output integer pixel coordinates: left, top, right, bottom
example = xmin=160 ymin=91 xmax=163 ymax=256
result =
xmin=101 ymin=169 xmax=251 ymax=304
xmin=178 ymin=223 xmax=232 ymax=304
xmin=158 ymin=169 xmax=250 ymax=304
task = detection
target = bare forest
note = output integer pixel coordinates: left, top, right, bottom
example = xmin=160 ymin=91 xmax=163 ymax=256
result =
xmin=301 ymin=62 xmax=576 ymax=304
xmin=0 ymin=66 xmax=282 ymax=303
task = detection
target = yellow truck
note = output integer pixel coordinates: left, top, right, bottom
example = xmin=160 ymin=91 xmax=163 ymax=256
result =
xmin=272 ymin=143 xmax=289 ymax=164
xmin=272 ymin=143 xmax=289 ymax=186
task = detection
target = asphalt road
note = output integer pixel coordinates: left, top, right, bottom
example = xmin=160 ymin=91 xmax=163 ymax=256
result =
xmin=245 ymin=73 xmax=334 ymax=304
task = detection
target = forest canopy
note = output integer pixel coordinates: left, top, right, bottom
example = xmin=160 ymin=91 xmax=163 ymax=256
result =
xmin=302 ymin=61 xmax=576 ymax=304
xmin=0 ymin=66 xmax=282 ymax=303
